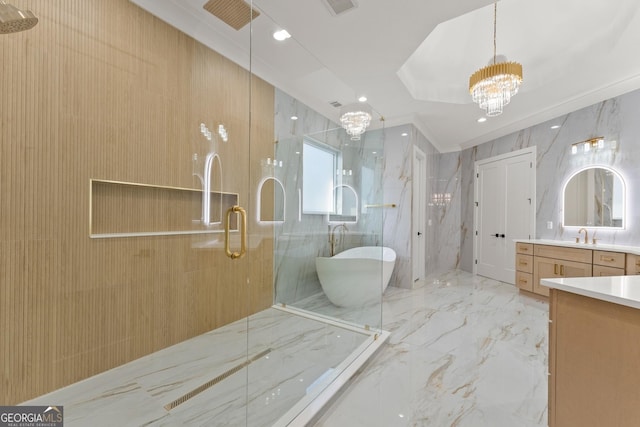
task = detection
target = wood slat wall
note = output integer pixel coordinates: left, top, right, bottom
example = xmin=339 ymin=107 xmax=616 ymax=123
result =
xmin=0 ymin=0 xmax=274 ymax=404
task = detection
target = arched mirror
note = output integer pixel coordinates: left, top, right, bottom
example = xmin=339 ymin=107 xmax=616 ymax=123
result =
xmin=329 ymin=184 xmax=358 ymax=223
xmin=258 ymin=177 xmax=285 ymax=223
xmin=563 ymin=166 xmax=625 ymax=228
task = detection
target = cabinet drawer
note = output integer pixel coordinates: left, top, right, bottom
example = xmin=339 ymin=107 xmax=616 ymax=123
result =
xmin=593 ymin=264 xmax=626 ymax=277
xmin=534 ymin=244 xmax=592 ymax=264
xmin=516 ymin=271 xmax=533 ymax=292
xmin=516 ymin=254 xmax=533 ymax=273
xmin=593 ymin=250 xmax=625 ymax=269
xmin=626 ymin=254 xmax=640 ymax=275
xmin=516 ymin=242 xmax=533 ymax=255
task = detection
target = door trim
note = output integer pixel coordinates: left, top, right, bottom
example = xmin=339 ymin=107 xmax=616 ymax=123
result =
xmin=412 ymin=146 xmax=427 ymax=282
xmin=473 ymin=146 xmax=536 ymax=276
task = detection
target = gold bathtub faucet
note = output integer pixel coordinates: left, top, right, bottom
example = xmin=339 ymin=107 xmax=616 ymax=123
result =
xmin=329 ymin=223 xmax=348 ymax=256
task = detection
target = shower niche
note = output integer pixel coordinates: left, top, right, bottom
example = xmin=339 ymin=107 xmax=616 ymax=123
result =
xmin=90 ymin=179 xmax=238 ymax=238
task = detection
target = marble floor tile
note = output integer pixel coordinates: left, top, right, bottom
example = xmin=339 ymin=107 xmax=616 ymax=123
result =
xmin=23 ymin=270 xmax=548 ymax=427
xmin=313 ymin=270 xmax=549 ymax=427
xmin=23 ymin=307 xmax=374 ymax=427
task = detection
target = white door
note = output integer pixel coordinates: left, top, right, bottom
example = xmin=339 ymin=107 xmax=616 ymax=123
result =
xmin=412 ymin=146 xmax=427 ymax=282
xmin=475 ymin=148 xmax=535 ymax=284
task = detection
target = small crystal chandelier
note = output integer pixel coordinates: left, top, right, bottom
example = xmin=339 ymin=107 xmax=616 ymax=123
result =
xmin=469 ymin=2 xmax=523 ymax=117
xmin=340 ymin=103 xmax=372 ymax=140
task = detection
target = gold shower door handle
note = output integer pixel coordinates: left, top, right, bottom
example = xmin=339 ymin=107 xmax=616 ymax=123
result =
xmin=225 ymin=205 xmax=247 ymax=260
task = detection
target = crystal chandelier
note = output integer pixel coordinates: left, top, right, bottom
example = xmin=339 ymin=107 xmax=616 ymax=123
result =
xmin=340 ymin=103 xmax=372 ymax=140
xmin=469 ymin=2 xmax=523 ymax=117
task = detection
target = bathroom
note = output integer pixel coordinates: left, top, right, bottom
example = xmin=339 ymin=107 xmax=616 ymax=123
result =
xmin=0 ymin=0 xmax=417 ymax=423
xmin=3 ymin=0 xmax=640 ymax=425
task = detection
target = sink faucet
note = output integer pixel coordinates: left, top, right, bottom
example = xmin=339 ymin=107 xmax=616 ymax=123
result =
xmin=329 ymin=223 xmax=348 ymax=256
xmin=578 ymin=228 xmax=588 ymax=244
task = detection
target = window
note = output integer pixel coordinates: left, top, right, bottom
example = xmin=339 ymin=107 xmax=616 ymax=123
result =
xmin=302 ymin=139 xmax=338 ymax=214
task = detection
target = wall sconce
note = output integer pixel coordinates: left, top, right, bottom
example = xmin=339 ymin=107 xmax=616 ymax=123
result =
xmin=570 ymin=137 xmax=617 ymax=155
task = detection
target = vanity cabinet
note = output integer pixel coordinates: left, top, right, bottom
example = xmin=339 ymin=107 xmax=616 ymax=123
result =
xmin=515 ymin=241 xmax=640 ymax=296
xmin=532 ymin=245 xmax=592 ymax=297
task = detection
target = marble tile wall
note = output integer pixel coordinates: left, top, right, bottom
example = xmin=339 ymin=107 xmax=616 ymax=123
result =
xmin=460 ymin=88 xmax=640 ymax=271
xmin=381 ymin=125 xmax=413 ymax=288
xmin=383 ymin=126 xmax=462 ymax=287
xmin=432 ymin=150 xmax=462 ymax=273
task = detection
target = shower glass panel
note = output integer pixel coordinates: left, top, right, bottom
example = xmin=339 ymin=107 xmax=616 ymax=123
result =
xmin=249 ymin=119 xmax=385 ymax=424
xmin=272 ymin=126 xmax=385 ymax=330
xmin=241 ymin=5 xmax=387 ymax=425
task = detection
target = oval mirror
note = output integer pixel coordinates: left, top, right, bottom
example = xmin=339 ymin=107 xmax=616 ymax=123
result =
xmin=563 ymin=166 xmax=625 ymax=228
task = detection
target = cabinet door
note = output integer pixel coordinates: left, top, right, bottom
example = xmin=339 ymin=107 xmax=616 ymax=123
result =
xmin=534 ymin=257 xmax=592 ymax=297
xmin=533 ymin=257 xmax=559 ymax=296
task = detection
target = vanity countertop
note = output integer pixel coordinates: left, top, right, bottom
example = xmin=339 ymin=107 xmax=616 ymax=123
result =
xmin=542 ymin=275 xmax=640 ymax=310
xmin=514 ymin=238 xmax=640 ymax=255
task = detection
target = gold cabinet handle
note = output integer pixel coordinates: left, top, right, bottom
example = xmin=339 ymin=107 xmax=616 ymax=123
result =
xmin=560 ymin=265 xmax=565 ymax=276
xmin=601 ymin=256 xmax=615 ymax=262
xmin=518 ymin=260 xmax=528 ymax=266
xmin=225 ymin=205 xmax=247 ymax=260
xmin=554 ymin=263 xmax=558 ymax=275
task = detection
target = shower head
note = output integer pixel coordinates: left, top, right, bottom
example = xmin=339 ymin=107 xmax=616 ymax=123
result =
xmin=0 ymin=1 xmax=38 ymax=34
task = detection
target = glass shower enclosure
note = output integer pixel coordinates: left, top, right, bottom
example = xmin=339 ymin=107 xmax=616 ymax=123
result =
xmin=3 ymin=0 xmax=388 ymax=425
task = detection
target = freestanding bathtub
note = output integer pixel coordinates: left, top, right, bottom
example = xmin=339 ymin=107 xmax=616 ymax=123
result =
xmin=315 ymin=246 xmax=396 ymax=307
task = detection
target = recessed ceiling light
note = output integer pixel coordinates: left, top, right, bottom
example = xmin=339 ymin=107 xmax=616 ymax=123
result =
xmin=291 ymin=116 xmax=298 ymax=120
xmin=358 ymin=96 xmax=367 ymax=102
xmin=273 ymin=29 xmax=291 ymax=41
xmin=477 ymin=117 xmax=487 ymax=123
xmin=551 ymin=125 xmax=561 ymax=129
xmin=401 ymin=132 xmax=408 ymax=137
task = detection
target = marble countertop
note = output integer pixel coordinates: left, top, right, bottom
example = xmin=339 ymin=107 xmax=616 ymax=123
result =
xmin=542 ymin=275 xmax=640 ymax=310
xmin=514 ymin=238 xmax=640 ymax=255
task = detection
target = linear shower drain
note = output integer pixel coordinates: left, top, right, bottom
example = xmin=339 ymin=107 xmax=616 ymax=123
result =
xmin=164 ymin=348 xmax=272 ymax=411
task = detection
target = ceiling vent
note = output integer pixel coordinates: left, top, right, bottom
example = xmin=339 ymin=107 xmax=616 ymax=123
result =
xmin=203 ymin=0 xmax=260 ymax=30
xmin=329 ymin=101 xmax=343 ymax=108
xmin=322 ymin=0 xmax=358 ymax=16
